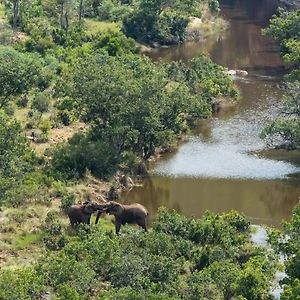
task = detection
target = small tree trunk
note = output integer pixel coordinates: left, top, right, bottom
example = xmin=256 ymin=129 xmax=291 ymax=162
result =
xmin=92 ymin=0 xmax=99 ymax=16
xmin=65 ymin=12 xmax=69 ymax=34
xmin=79 ymin=0 xmax=83 ymax=22
xmin=60 ymin=0 xmax=65 ymax=30
xmin=12 ymin=0 xmax=19 ymax=28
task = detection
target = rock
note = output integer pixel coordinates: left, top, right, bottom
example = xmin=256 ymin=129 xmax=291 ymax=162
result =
xmin=227 ymin=69 xmax=237 ymax=76
xmin=227 ymin=69 xmax=248 ymax=76
xmin=236 ymin=69 xmax=248 ymax=76
xmin=139 ymin=44 xmax=152 ymax=53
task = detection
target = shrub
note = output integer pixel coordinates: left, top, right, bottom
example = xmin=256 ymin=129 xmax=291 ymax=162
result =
xmin=56 ymin=284 xmax=81 ymax=300
xmin=0 ymin=268 xmax=44 ymax=300
xmin=38 ymin=118 xmax=52 ymax=135
xmin=222 ymin=210 xmax=250 ymax=232
xmin=31 ymin=91 xmax=51 ymax=113
xmin=37 ymin=253 xmax=96 ymax=296
xmin=49 ymin=133 xmax=118 ymax=180
xmin=60 ymin=192 xmax=76 ymax=213
xmin=153 ymin=207 xmax=192 ymax=239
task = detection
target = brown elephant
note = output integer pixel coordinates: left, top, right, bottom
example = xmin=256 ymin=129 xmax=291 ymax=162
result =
xmin=95 ymin=201 xmax=148 ymax=234
xmin=67 ymin=202 xmax=103 ymax=226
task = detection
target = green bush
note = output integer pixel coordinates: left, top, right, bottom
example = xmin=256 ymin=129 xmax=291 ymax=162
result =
xmin=37 ymin=253 xmax=96 ymax=296
xmin=60 ymin=192 xmax=76 ymax=213
xmin=56 ymin=284 xmax=81 ymax=300
xmin=0 ymin=268 xmax=44 ymax=300
xmin=31 ymin=91 xmax=51 ymax=114
xmin=49 ymin=133 xmax=118 ymax=180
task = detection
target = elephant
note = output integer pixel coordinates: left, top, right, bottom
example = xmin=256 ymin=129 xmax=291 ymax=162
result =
xmin=67 ymin=202 xmax=103 ymax=226
xmin=95 ymin=201 xmax=148 ymax=234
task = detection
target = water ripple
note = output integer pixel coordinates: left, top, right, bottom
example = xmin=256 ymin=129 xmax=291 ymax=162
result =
xmin=154 ymin=139 xmax=300 ymax=180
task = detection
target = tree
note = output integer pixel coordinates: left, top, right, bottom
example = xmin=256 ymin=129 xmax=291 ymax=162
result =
xmin=12 ymin=0 xmax=20 ymax=28
xmin=263 ymin=9 xmax=300 ymax=81
xmin=123 ymin=0 xmax=190 ymax=44
xmin=0 ymin=46 xmax=40 ymax=108
xmin=261 ymin=10 xmax=300 ymax=149
xmin=261 ymin=81 xmax=300 ymax=149
xmin=268 ymin=199 xmax=300 ymax=299
xmin=67 ymin=54 xmax=176 ymax=159
xmin=0 ymin=112 xmax=35 ymax=204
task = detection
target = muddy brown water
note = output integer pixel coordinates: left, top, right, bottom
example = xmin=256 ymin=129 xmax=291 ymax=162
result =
xmin=121 ymin=0 xmax=300 ymax=227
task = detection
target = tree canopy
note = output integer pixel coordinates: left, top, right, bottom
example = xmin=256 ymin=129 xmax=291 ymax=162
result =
xmin=0 ymin=46 xmax=40 ymax=108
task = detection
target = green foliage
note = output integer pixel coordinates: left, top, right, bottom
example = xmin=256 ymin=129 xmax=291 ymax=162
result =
xmin=123 ymin=0 xmax=189 ymax=45
xmin=49 ymin=133 xmax=118 ymax=180
xmin=261 ymin=81 xmax=300 ymax=149
xmin=31 ymin=91 xmax=51 ymax=113
xmin=0 ymin=112 xmax=36 ymax=205
xmin=0 ymin=267 xmax=44 ymax=300
xmin=91 ymin=31 xmax=138 ymax=56
xmin=96 ymin=0 xmax=131 ymax=22
xmin=0 ymin=208 xmax=278 ymax=299
xmin=263 ymin=9 xmax=300 ymax=56
xmin=222 ymin=210 xmax=250 ymax=232
xmin=61 ymin=53 xmax=235 ymax=168
xmin=59 ymin=192 xmax=76 ymax=212
xmin=122 ymin=0 xmax=219 ymax=45
xmin=281 ymin=278 xmax=300 ymax=300
xmin=38 ymin=118 xmax=52 ymax=135
xmin=0 ymin=46 xmax=41 ymax=108
xmin=263 ymin=9 xmax=300 ymax=81
xmin=56 ymin=284 xmax=81 ymax=300
xmin=268 ymin=199 xmax=300 ymax=299
xmin=42 ymin=212 xmax=69 ymax=251
xmin=98 ymin=287 xmax=178 ymax=300
xmin=208 ymin=0 xmax=220 ymax=14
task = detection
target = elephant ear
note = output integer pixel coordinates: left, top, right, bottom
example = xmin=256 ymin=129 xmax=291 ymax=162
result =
xmin=108 ymin=202 xmax=123 ymax=215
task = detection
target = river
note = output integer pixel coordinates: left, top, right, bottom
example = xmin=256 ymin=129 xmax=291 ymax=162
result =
xmin=121 ymin=0 xmax=300 ymax=227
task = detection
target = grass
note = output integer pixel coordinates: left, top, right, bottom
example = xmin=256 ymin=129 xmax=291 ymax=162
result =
xmin=13 ymin=232 xmax=42 ymax=251
xmin=0 ymin=203 xmax=58 ymax=268
xmin=0 ymin=174 xmax=112 ymax=269
xmin=84 ymin=18 xmax=121 ymax=35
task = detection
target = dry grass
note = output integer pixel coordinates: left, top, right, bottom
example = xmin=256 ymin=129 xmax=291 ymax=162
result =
xmin=32 ymin=121 xmax=89 ymax=154
xmin=84 ymin=18 xmax=121 ymax=35
xmin=186 ymin=17 xmax=228 ymax=41
xmin=0 ymin=201 xmax=61 ymax=268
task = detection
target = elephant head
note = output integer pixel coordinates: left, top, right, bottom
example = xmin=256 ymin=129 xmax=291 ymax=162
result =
xmin=82 ymin=202 xmax=103 ymax=214
xmin=105 ymin=201 xmax=124 ymax=216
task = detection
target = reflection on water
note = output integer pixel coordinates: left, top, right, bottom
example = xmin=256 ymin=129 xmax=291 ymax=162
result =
xmin=154 ymin=77 xmax=300 ymax=180
xmin=122 ymin=176 xmax=300 ymax=227
xmin=154 ymin=139 xmax=300 ymax=180
xmin=149 ymin=0 xmax=283 ymax=72
xmin=121 ymin=0 xmax=300 ymax=226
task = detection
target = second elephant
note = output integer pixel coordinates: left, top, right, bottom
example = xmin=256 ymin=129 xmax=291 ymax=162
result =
xmin=67 ymin=202 xmax=103 ymax=226
xmin=95 ymin=201 xmax=148 ymax=234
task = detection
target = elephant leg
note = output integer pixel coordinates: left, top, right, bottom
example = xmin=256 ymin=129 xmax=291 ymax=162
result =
xmin=115 ymin=221 xmax=121 ymax=235
xmin=95 ymin=211 xmax=102 ymax=224
xmin=69 ymin=218 xmax=75 ymax=227
xmin=84 ymin=214 xmax=91 ymax=224
xmin=138 ymin=219 xmax=148 ymax=232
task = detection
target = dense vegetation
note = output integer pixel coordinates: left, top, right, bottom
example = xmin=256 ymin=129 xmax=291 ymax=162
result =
xmin=261 ymin=9 xmax=300 ymax=149
xmin=0 ymin=208 xmax=279 ymax=300
xmin=3 ymin=0 xmax=221 ymax=46
xmin=0 ymin=1 xmax=300 ymax=300
xmin=0 ymin=0 xmax=238 ymax=200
